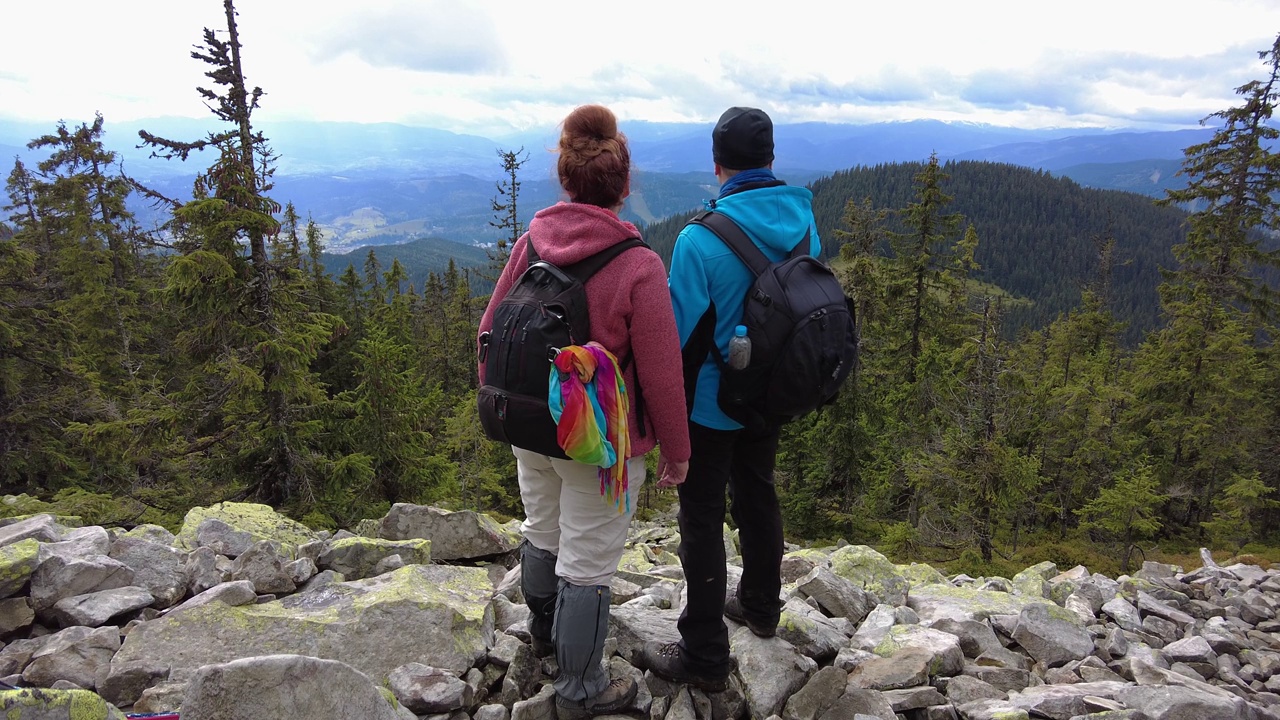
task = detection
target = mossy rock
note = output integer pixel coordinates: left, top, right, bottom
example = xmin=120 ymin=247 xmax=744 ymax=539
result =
xmin=895 ymin=562 xmax=947 ymax=587
xmin=0 ymin=513 xmax=83 ymax=529
xmin=785 ymin=548 xmax=832 ymax=566
xmin=0 ymin=538 xmax=41 ymax=598
xmin=829 ymin=544 xmax=909 ymax=601
xmin=618 ymin=547 xmax=655 ymax=574
xmin=174 ymin=502 xmax=316 ymax=554
xmin=907 ymin=583 xmax=1078 ymax=624
xmin=112 ymin=564 xmax=494 ymax=679
xmin=0 ymin=687 xmax=128 ymax=719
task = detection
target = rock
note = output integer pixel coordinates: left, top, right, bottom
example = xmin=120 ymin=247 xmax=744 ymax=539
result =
xmin=180 ymin=654 xmax=410 ymax=719
xmin=848 ymin=647 xmax=931 ymax=690
xmin=850 ymin=604 xmax=897 ymax=648
xmin=1011 ymin=604 xmax=1095 ymax=668
xmin=317 ymin=536 xmax=432 ymax=580
xmin=120 ymin=524 xmax=176 ymax=545
xmin=797 ymin=565 xmax=878 ymax=623
xmin=1012 ymin=561 xmax=1057 ymax=599
xmin=474 ymin=704 xmax=511 ymax=720
xmin=882 ymin=685 xmax=946 ymax=712
xmin=286 ymin=556 xmax=318 ymax=585
xmin=36 ymin=526 xmax=110 ymax=561
xmin=174 ymin=502 xmax=316 ymax=556
xmin=111 ymin=565 xmax=493 ymax=680
xmin=498 ymin=643 xmax=542 ymax=705
xmin=229 ymin=539 xmax=296 ymax=594
xmin=781 ymin=665 xmax=847 ymax=720
xmin=945 ymin=674 xmax=1007 ymax=705
xmin=389 ymin=662 xmax=474 ymax=714
xmin=732 ymin=627 xmax=818 ymax=718
xmin=165 ymin=579 xmax=258 ymax=615
xmin=1136 ymin=591 xmax=1195 ymax=628
xmin=781 ymin=550 xmax=824 ymax=583
xmin=132 ymin=681 xmax=186 ymax=714
xmin=48 ymin=586 xmax=154 ymax=628
xmin=378 ymin=504 xmax=519 ymax=560
xmin=1005 ymin=681 xmax=1129 ymax=720
xmin=1161 ymin=635 xmax=1217 ymax=665
xmin=1115 ymin=683 xmax=1250 ymax=719
xmin=0 ymin=539 xmax=41 ymax=598
xmin=908 ymin=584 xmax=1061 ymax=624
xmin=28 ymin=554 xmax=134 ymax=612
xmin=0 ymin=597 xmax=35 ymax=635
xmin=927 ymin=618 xmax=1004 ymax=659
xmin=774 ymin=597 xmax=850 ymax=662
xmin=868 ymin=625 xmax=965 ymax=677
xmin=954 ymin=698 xmax=1031 ymax=719
xmin=510 ymin=684 xmax=555 ymax=720
xmin=0 ymin=686 xmax=127 ymax=719
xmin=185 ymin=546 xmax=224 ymax=596
xmin=0 ymin=636 xmax=49 ymax=677
xmin=817 ymin=688 xmax=896 ymax=720
xmin=826 ymin=545 xmax=910 ymax=604
xmin=1142 ymin=614 xmax=1178 ymax=642
xmin=22 ymin=625 xmax=121 ymax=690
xmin=0 ymin=514 xmax=63 ymax=549
xmin=96 ymin=659 xmax=169 ymax=708
xmin=1101 ymin=596 xmax=1144 ymax=633
xmin=965 ymin=665 xmax=1036 ymax=694
xmin=109 ymin=536 xmax=189 ymax=608
xmin=612 ymin=604 xmax=683 ymax=664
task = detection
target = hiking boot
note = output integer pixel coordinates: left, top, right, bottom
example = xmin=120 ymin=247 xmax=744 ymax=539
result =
xmin=554 ymin=676 xmax=638 ymax=720
xmin=632 ymin=641 xmax=729 ymax=692
xmin=724 ymin=595 xmax=778 ymax=638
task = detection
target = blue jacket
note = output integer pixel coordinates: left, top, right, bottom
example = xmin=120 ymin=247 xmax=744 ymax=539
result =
xmin=668 ymin=181 xmax=821 ymax=430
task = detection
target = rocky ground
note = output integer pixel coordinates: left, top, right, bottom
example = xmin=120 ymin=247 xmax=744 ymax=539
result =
xmin=2 ymin=498 xmax=1279 ymax=720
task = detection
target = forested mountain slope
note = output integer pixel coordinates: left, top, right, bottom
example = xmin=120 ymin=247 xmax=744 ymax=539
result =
xmin=642 ymin=161 xmax=1188 ymax=342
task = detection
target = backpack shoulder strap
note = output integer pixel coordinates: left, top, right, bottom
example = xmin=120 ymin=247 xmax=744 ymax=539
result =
xmin=689 ymin=210 xmax=771 ymax=277
xmin=526 ymin=239 xmax=540 ymax=266
xmin=789 ymin=227 xmax=813 ymax=260
xmin=561 ymin=237 xmax=648 ymax=281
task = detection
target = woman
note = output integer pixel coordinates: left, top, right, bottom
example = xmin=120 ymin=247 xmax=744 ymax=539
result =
xmin=477 ymin=104 xmax=690 ymax=719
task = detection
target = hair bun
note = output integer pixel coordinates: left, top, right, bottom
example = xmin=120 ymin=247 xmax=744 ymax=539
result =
xmin=563 ymin=104 xmax=618 ymax=145
xmin=556 ymin=105 xmax=630 ymax=209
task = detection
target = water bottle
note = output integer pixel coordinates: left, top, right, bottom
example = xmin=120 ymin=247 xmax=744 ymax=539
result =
xmin=727 ymin=325 xmax=751 ymax=370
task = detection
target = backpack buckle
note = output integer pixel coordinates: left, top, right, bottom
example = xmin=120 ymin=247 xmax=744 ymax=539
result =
xmin=495 ymin=394 xmax=508 ymax=420
xmin=752 ymin=288 xmax=772 ymax=306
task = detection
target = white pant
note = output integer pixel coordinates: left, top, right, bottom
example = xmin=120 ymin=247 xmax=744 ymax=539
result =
xmin=514 ymin=447 xmax=646 ymax=587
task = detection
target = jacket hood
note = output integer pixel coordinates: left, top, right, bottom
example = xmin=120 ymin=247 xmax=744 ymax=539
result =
xmin=525 ymin=202 xmax=642 ymax=266
xmin=710 ymin=184 xmax=815 ymax=254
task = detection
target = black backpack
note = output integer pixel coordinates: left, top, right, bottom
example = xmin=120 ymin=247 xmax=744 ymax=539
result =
xmin=688 ymin=210 xmax=857 ymax=429
xmin=477 ymin=238 xmax=648 ymax=458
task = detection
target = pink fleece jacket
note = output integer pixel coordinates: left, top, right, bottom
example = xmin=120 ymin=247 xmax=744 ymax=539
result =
xmin=478 ymin=202 xmax=691 ymax=463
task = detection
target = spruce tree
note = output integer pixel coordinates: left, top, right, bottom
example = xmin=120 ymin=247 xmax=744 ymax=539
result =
xmin=485 ymin=147 xmax=528 ymax=282
xmin=1128 ymin=35 xmax=1280 ymax=530
xmin=138 ymin=0 xmax=340 ymax=508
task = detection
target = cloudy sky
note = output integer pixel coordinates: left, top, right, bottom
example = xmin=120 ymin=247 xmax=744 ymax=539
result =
xmin=2 ymin=0 xmax=1278 ymax=137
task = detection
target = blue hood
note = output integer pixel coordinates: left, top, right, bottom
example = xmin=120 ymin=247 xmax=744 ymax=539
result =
xmin=667 ymin=182 xmax=820 ymax=430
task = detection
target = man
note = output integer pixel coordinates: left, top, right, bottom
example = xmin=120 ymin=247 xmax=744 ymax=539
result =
xmin=637 ymin=107 xmax=820 ymax=691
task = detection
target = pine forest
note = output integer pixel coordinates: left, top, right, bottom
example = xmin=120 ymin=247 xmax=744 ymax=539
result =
xmin=4 ymin=3 xmax=1280 ymax=579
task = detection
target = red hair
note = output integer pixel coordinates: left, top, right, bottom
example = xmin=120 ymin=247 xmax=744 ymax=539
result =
xmin=557 ymin=104 xmax=630 ymax=208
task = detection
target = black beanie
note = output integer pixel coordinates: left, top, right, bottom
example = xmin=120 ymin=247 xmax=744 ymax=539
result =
xmin=712 ymin=107 xmax=774 ymax=170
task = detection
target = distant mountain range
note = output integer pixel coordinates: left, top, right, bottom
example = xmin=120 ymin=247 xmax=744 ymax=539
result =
xmin=0 ymin=116 xmax=1211 ymax=253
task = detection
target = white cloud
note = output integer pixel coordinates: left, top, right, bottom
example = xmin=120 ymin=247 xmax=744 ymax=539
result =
xmin=1 ymin=0 xmax=1277 ymax=134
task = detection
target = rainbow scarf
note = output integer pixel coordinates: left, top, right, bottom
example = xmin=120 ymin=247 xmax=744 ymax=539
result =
xmin=548 ymin=344 xmax=631 ymax=513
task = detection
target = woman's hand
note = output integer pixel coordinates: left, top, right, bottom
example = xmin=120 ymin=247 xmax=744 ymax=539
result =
xmin=656 ymin=452 xmax=689 ymax=489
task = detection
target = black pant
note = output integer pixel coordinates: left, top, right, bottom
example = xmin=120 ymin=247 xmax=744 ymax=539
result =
xmin=675 ymin=421 xmax=784 ymax=674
